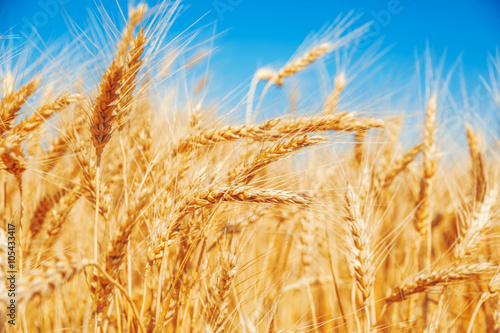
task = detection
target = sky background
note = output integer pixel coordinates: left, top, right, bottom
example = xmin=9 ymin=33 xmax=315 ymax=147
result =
xmin=1 ymin=0 xmax=499 ymax=74
xmin=1 ymin=0 xmax=499 ymax=122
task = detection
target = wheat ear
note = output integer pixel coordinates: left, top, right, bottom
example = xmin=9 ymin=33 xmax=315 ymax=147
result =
xmin=231 ymin=134 xmax=325 ymax=183
xmin=148 ymin=186 xmax=309 ymax=263
xmin=116 ymin=4 xmax=148 ymax=60
xmin=91 ymin=188 xmax=149 ymax=317
xmin=16 ymin=256 xmax=87 ymax=306
xmin=9 ymin=94 xmax=81 ymax=143
xmin=117 ymin=30 xmax=146 ymax=130
xmin=42 ymin=187 xmax=80 ymax=251
xmin=379 ymin=116 xmax=403 ymax=172
xmin=0 ymin=77 xmax=41 ymax=135
xmin=183 ymin=186 xmax=310 ymax=211
xmin=415 ymin=95 xmax=437 ymax=270
xmin=29 ymin=187 xmax=65 ymax=245
xmin=0 ymin=139 xmax=26 ymax=276
xmin=208 ymin=251 xmax=238 ymax=332
xmin=465 ymin=124 xmax=486 ymax=203
xmin=354 ymin=130 xmax=366 ymax=166
xmin=346 ymin=185 xmax=375 ymax=329
xmin=386 ymin=263 xmax=493 ymax=304
xmin=377 ymin=142 xmax=423 ymax=189
xmin=323 ymin=72 xmax=346 ymax=114
xmin=454 ymin=186 xmax=498 ymax=260
xmin=467 ymin=267 xmax=500 ymax=333
xmin=273 ymin=43 xmax=334 ymax=86
xmin=174 ymin=112 xmax=384 ymax=156
xmin=89 ymin=57 xmax=124 ymax=266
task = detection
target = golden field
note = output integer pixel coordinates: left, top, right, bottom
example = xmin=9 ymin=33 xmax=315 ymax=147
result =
xmin=0 ymin=2 xmax=499 ymax=332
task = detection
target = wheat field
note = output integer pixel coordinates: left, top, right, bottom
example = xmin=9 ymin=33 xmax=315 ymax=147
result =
xmin=1 ymin=2 xmax=500 ymax=332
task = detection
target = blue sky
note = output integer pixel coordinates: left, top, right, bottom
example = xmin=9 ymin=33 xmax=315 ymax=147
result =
xmin=1 ymin=0 xmax=499 ymax=76
xmin=1 ymin=0 xmax=499 ymax=121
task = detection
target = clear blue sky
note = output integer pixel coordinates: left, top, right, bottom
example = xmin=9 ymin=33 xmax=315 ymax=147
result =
xmin=1 ymin=0 xmax=499 ymax=110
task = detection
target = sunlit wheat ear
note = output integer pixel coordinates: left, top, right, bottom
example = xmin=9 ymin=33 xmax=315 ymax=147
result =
xmin=274 ymin=42 xmax=335 ymax=86
xmin=465 ymin=123 xmax=486 ymax=203
xmin=208 ymin=251 xmax=237 ymax=332
xmin=467 ymin=267 xmax=500 ymax=333
xmin=116 ymin=3 xmax=148 ymax=60
xmin=9 ymin=94 xmax=81 ymax=143
xmin=117 ymin=30 xmax=146 ymax=130
xmin=379 ymin=116 xmax=403 ymax=172
xmin=269 ymin=19 xmax=367 ymax=87
xmin=415 ymin=94 xmax=437 ymax=277
xmin=16 ymin=256 xmax=88 ymax=306
xmin=88 ymin=55 xmax=125 ymax=274
xmin=42 ymin=187 xmax=80 ymax=250
xmin=323 ymin=72 xmax=346 ymax=114
xmin=29 ymin=188 xmax=64 ymax=244
xmin=173 ymin=112 xmax=384 ymax=156
xmin=247 ymin=41 xmax=339 ymax=123
xmin=376 ymin=142 xmax=423 ymax=189
xmin=345 ymin=185 xmax=375 ymax=305
xmin=0 ymin=139 xmax=26 ymax=183
xmin=245 ymin=18 xmax=367 ymax=123
xmin=354 ymin=129 xmax=366 ymax=166
xmin=230 ymin=134 xmax=325 ymax=183
xmin=182 ymin=186 xmax=310 ymax=212
xmin=88 ymin=11 xmax=148 ymax=271
xmin=386 ymin=263 xmax=493 ymax=304
xmin=255 ymin=68 xmax=279 ymax=82
xmin=89 ymin=59 xmax=124 ymax=164
xmin=415 ymin=95 xmax=437 ymax=236
xmin=454 ymin=185 xmax=498 ymax=261
xmin=0 ymin=140 xmax=26 ymax=272
xmin=0 ymin=77 xmax=41 ymax=135
xmin=148 ymin=186 xmax=310 ymax=264
xmin=1 ymin=72 xmax=15 ymax=96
